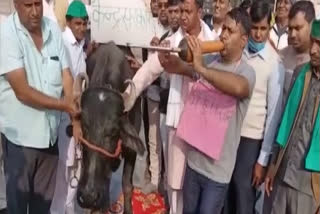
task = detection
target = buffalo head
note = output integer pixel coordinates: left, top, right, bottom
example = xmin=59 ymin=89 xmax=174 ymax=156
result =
xmin=73 ymin=74 xmax=144 ymax=212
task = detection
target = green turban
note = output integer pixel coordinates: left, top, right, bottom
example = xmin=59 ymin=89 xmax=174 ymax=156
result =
xmin=66 ymin=1 xmax=88 ymax=18
xmin=311 ymin=19 xmax=320 ymax=39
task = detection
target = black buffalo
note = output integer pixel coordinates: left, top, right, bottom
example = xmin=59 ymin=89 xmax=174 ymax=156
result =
xmin=73 ymin=42 xmax=144 ymax=214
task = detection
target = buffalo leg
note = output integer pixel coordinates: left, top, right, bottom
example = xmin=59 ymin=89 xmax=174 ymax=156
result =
xmin=122 ymin=149 xmax=136 ymax=214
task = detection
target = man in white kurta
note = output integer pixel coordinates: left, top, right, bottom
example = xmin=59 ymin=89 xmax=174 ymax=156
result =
xmin=50 ymin=1 xmax=89 ymax=214
xmin=124 ymin=0 xmax=218 ymax=212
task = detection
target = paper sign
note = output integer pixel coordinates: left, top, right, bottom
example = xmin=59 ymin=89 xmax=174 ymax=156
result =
xmin=177 ymin=80 xmax=236 ymax=160
xmin=90 ymin=0 xmax=165 ymax=46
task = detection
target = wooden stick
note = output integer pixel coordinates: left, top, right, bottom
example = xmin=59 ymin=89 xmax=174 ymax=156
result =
xmin=125 ymin=43 xmax=182 ymax=53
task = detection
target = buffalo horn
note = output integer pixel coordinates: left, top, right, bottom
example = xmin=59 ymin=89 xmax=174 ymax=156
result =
xmin=73 ymin=72 xmax=89 ymax=99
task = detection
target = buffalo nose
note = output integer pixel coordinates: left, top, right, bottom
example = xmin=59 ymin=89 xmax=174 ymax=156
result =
xmin=77 ymin=189 xmax=101 ymax=208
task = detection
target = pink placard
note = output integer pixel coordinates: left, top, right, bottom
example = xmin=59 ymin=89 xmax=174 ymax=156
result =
xmin=176 ymin=80 xmax=236 ymax=160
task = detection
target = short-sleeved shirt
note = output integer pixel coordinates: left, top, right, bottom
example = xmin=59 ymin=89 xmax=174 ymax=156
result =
xmin=62 ymin=26 xmax=86 ymax=78
xmin=187 ymin=55 xmax=256 ymax=183
xmin=0 ymin=13 xmax=69 ymax=148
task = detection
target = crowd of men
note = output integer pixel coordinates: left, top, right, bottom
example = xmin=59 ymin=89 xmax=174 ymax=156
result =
xmin=0 ymin=0 xmax=319 ymax=214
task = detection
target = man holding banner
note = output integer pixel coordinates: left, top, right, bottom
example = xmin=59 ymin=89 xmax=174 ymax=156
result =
xmin=144 ymin=0 xmax=170 ymax=194
xmin=124 ymin=0 xmax=219 ymax=212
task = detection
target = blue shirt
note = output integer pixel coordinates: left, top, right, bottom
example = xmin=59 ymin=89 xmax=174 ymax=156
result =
xmin=0 ymin=13 xmax=69 ymax=148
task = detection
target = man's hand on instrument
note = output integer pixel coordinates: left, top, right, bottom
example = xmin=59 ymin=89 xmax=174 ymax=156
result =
xmin=158 ymin=39 xmax=169 ymax=64
xmin=186 ymin=36 xmax=203 ymax=73
xmin=158 ymin=40 xmax=195 ymax=77
xmin=158 ymin=40 xmax=176 ymax=72
xmin=158 ymin=40 xmax=182 ymax=74
xmin=159 ymin=53 xmax=182 ymax=74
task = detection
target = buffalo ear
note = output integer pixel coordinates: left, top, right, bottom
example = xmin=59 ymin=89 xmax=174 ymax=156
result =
xmin=120 ymin=117 xmax=145 ymax=155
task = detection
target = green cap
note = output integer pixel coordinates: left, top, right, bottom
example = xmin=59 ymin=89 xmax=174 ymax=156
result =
xmin=311 ymin=19 xmax=320 ymax=39
xmin=66 ymin=1 xmax=88 ymax=18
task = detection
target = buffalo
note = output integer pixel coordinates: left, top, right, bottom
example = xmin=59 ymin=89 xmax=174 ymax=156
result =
xmin=72 ymin=42 xmax=145 ymax=214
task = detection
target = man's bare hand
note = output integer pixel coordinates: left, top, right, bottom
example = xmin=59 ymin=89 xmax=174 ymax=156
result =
xmin=86 ymin=41 xmax=99 ymax=57
xmin=252 ymin=163 xmax=266 ymax=189
xmin=150 ymin=36 xmax=161 ymax=46
xmin=72 ymin=119 xmax=83 ymax=144
xmin=157 ymin=39 xmax=180 ymax=73
xmin=158 ymin=52 xmax=182 ymax=74
xmin=159 ymin=39 xmax=170 ymax=48
xmin=186 ymin=35 xmax=203 ymax=72
xmin=61 ymin=96 xmax=80 ymax=118
xmin=265 ymin=166 xmax=275 ymax=197
xmin=125 ymin=55 xmax=142 ymax=72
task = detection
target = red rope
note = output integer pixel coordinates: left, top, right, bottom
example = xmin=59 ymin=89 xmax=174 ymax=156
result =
xmin=78 ymin=136 xmax=122 ymax=158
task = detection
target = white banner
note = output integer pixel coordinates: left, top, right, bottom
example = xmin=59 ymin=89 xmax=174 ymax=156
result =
xmin=90 ymin=0 xmax=165 ymax=46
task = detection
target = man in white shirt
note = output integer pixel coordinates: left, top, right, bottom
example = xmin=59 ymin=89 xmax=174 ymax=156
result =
xmin=50 ymin=1 xmax=97 ymax=213
xmin=42 ymin=0 xmax=90 ymax=31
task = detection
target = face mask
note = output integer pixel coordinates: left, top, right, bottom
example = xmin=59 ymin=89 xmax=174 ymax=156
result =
xmin=248 ymin=37 xmax=266 ymax=53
